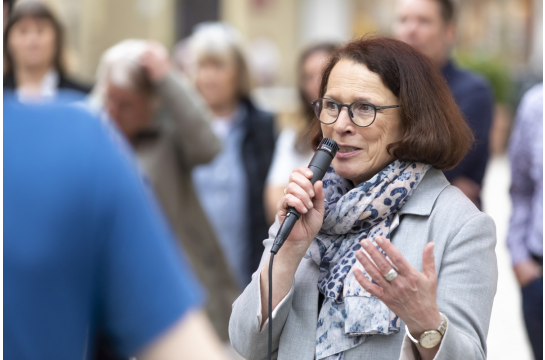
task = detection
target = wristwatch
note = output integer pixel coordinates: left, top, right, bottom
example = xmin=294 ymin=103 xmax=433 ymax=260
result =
xmin=405 ymin=313 xmax=447 ymax=349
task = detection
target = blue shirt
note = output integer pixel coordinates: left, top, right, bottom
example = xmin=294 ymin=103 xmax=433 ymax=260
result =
xmin=441 ymin=60 xmax=494 ymax=195
xmin=507 ymin=83 xmax=543 ymax=264
xmin=192 ymin=105 xmax=250 ymax=288
xmin=4 ymin=98 xmax=203 ymax=359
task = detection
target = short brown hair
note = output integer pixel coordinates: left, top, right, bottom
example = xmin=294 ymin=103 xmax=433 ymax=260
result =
xmin=310 ymin=37 xmax=473 ymax=170
xmin=3 ymin=1 xmax=66 ymax=77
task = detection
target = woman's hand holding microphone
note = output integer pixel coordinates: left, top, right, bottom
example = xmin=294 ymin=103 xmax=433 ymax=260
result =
xmin=259 ymin=167 xmax=325 ymax=323
xmin=276 ymin=167 xmax=326 ymax=258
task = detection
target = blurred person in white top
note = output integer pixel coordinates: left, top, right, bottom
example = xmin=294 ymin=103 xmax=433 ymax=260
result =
xmin=264 ymin=43 xmax=338 ymax=223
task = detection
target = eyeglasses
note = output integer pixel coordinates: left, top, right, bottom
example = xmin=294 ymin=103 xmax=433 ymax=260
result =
xmin=311 ymin=98 xmax=400 ymax=127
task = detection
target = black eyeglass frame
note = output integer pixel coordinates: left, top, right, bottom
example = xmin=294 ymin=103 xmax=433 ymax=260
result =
xmin=311 ymin=98 xmax=401 ymax=128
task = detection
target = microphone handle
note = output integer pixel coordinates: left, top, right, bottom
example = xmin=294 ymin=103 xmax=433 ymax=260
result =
xmin=285 ymin=163 xmax=328 ymax=219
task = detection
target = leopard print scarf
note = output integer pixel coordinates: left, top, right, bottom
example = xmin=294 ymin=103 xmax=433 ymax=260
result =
xmin=306 ymin=160 xmax=431 ymax=359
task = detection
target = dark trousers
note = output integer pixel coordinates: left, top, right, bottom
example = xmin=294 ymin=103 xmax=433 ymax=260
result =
xmin=522 ymin=276 xmax=543 ymax=360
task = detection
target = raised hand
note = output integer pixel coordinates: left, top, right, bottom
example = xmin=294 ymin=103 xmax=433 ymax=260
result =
xmin=353 ymin=236 xmax=442 ymax=339
xmin=140 ymin=41 xmax=171 ymax=83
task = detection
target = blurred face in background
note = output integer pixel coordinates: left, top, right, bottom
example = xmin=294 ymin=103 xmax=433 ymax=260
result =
xmin=104 ymin=82 xmax=155 ymax=140
xmin=301 ymin=50 xmax=330 ymax=102
xmin=195 ymin=55 xmax=239 ymax=113
xmin=7 ymin=16 xmax=56 ymax=70
xmin=393 ymin=0 xmax=455 ymax=66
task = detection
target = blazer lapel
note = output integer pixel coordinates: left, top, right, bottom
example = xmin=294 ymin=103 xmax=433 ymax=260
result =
xmin=398 ymin=168 xmax=450 ymax=217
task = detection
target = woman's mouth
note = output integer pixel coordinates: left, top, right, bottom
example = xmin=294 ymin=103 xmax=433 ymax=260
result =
xmin=336 ymin=146 xmax=362 ymax=158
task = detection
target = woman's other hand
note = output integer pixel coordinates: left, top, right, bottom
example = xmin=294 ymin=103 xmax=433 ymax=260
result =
xmin=277 ymin=167 xmax=325 ymax=255
xmin=353 ymin=236 xmax=442 ymax=340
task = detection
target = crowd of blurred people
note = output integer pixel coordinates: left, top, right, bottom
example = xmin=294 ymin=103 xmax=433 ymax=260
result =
xmin=3 ymin=0 xmax=542 ymax=359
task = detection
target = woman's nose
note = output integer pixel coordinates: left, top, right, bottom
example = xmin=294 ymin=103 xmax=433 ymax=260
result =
xmin=333 ymin=106 xmax=354 ymax=135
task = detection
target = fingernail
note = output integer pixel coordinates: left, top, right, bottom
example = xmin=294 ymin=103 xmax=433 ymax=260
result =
xmin=307 ymin=201 xmax=313 ymax=208
xmin=307 ymin=170 xmax=313 ymax=177
xmin=355 ymin=251 xmax=362 ymax=259
xmin=361 ymin=240 xmax=369 ymax=248
xmin=376 ymin=237 xmax=383 ymax=245
xmin=302 ymin=207 xmax=308 ymax=213
xmin=309 ymin=190 xmax=315 ymax=197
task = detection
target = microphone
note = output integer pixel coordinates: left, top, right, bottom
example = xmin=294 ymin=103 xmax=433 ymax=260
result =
xmin=270 ymin=138 xmax=339 ymax=254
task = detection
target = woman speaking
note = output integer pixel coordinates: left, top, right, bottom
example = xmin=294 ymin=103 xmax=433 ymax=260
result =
xmin=229 ymin=37 xmax=497 ymax=360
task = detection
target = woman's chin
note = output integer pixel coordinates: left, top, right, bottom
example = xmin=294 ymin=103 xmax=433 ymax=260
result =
xmin=332 ymin=162 xmax=367 ymax=185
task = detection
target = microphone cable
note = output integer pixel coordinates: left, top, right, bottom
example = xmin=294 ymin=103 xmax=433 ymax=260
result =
xmin=268 ymin=252 xmax=274 ymax=360
xmin=267 ymin=138 xmax=338 ymax=360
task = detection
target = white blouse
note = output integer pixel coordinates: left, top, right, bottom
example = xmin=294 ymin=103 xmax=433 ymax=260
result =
xmin=266 ymin=127 xmax=314 ymax=187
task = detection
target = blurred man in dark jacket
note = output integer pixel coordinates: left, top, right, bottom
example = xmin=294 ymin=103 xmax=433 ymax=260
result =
xmin=394 ymin=0 xmax=494 ymax=209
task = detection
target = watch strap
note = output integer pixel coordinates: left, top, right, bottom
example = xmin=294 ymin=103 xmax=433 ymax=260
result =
xmin=437 ymin=313 xmax=447 ymax=336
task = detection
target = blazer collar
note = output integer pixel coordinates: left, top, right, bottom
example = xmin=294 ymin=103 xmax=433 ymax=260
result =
xmin=398 ymin=167 xmax=450 ymax=217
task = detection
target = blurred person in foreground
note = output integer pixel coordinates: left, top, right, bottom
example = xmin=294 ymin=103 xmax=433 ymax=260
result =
xmin=90 ymin=39 xmax=239 ymax=343
xmin=264 ymin=43 xmax=338 ymax=223
xmin=3 ymin=1 xmax=90 ymax=102
xmin=183 ymin=22 xmax=276 ymax=288
xmin=394 ymin=0 xmax=494 ymax=209
xmin=230 ymin=37 xmax=497 ymax=360
xmin=507 ymin=83 xmax=543 ymax=360
xmin=4 ymin=98 xmax=228 ymax=360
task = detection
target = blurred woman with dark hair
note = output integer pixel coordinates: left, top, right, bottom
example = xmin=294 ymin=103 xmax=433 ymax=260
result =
xmin=3 ymin=1 xmax=90 ymax=101
xmin=264 ymin=43 xmax=338 ymax=223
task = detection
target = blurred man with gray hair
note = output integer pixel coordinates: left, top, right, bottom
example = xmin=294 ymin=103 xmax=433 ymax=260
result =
xmin=91 ymin=39 xmax=240 ymax=344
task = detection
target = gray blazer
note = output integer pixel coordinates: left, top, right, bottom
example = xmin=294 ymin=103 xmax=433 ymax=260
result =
xmin=229 ymin=168 xmax=498 ymax=359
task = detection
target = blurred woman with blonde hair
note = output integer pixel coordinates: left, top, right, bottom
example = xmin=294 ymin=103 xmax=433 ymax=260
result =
xmin=184 ymin=22 xmax=276 ymax=289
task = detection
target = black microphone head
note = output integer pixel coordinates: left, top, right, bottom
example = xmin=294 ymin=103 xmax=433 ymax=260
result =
xmin=317 ymin=138 xmax=339 ymax=158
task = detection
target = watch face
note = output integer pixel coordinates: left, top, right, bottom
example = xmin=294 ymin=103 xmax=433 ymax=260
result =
xmin=420 ymin=331 xmax=442 ymax=348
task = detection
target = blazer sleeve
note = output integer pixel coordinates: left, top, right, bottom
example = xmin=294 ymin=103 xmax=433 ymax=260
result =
xmin=229 ymin=220 xmax=295 ymax=360
xmin=155 ymin=71 xmax=221 ymax=169
xmin=399 ymin=212 xmax=498 ymax=360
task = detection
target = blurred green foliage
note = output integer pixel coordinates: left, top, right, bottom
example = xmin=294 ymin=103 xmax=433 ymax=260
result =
xmin=455 ymin=53 xmax=514 ymax=104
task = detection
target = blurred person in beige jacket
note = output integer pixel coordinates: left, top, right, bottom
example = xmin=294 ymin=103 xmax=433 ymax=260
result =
xmin=89 ymin=40 xmax=239 ymax=344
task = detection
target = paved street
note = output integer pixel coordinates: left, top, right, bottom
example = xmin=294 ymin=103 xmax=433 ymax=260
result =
xmin=483 ymin=155 xmax=534 ymax=360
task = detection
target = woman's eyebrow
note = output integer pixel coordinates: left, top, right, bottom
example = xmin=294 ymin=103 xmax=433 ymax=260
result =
xmin=324 ymin=94 xmax=376 ymax=103
xmin=352 ymin=95 xmax=376 ymax=103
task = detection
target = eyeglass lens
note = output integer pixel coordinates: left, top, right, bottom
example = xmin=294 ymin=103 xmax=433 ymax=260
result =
xmin=314 ymin=98 xmax=376 ymax=127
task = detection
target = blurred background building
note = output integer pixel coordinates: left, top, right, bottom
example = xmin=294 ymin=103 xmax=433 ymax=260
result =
xmin=31 ymin=0 xmax=543 ymax=151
